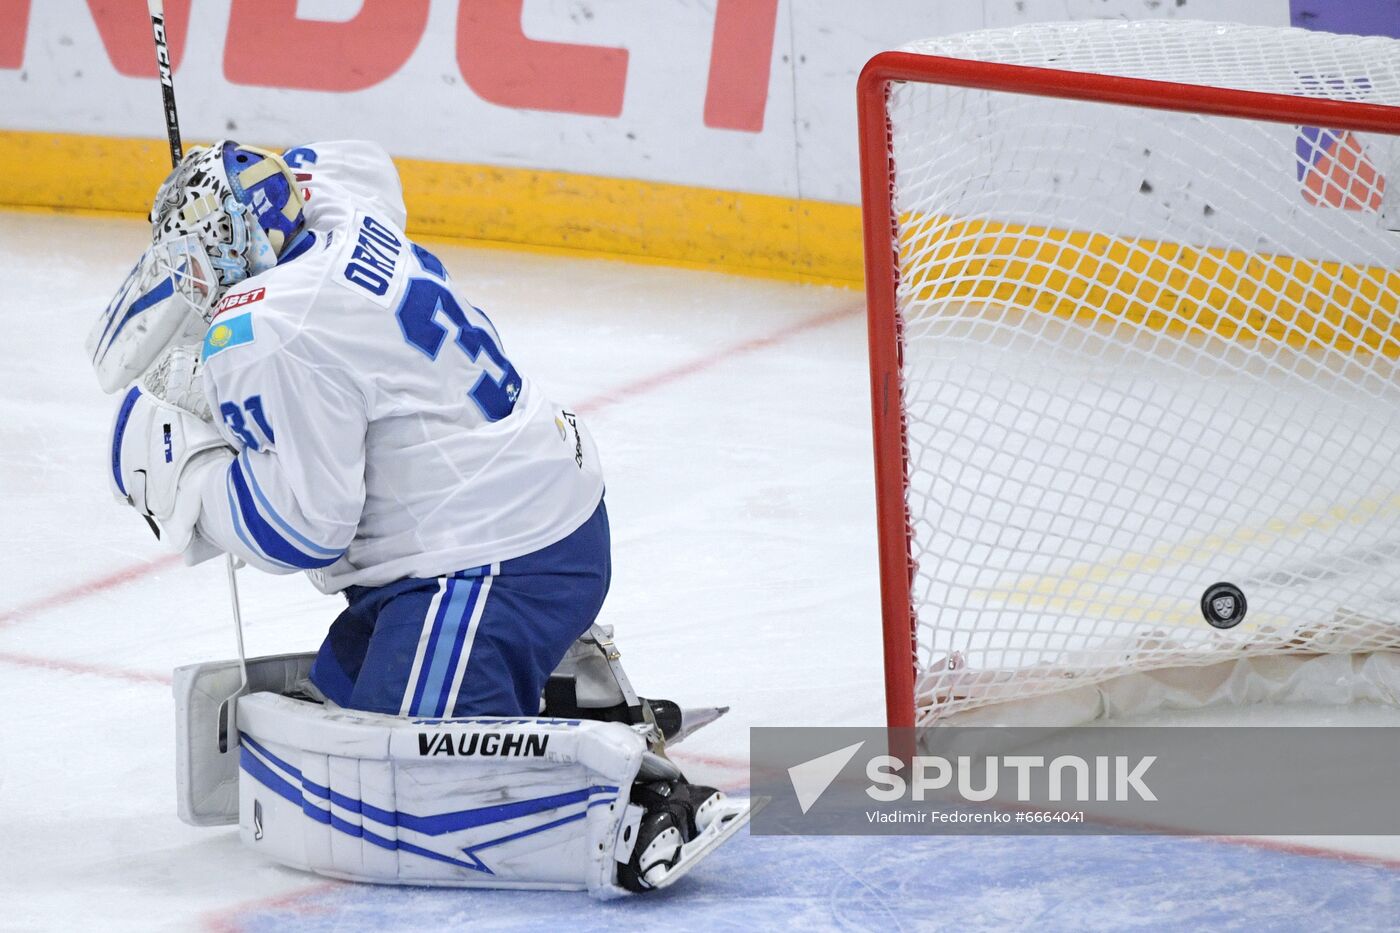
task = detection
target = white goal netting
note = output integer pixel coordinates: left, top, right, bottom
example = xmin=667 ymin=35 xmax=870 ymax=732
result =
xmin=876 ymin=21 xmax=1400 ymax=725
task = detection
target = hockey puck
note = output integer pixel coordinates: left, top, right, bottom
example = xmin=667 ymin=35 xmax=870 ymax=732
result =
xmin=1201 ymin=582 xmax=1247 ymax=629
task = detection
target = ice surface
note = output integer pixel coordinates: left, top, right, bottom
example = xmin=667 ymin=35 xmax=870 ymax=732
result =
xmin=2 ymin=212 xmax=1399 ymax=931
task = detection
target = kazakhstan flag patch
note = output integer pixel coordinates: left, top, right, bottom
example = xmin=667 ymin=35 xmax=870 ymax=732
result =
xmin=203 ymin=312 xmax=255 ymax=360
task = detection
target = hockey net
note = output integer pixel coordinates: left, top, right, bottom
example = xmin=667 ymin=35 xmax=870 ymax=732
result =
xmin=859 ymin=21 xmax=1400 ymax=728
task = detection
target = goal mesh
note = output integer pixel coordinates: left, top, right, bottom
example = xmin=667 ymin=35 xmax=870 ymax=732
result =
xmin=866 ymin=21 xmax=1400 ymax=725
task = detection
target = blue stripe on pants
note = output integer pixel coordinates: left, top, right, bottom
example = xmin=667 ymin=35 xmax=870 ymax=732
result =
xmin=408 ymin=575 xmax=484 ymax=717
xmin=406 ymin=578 xmax=453 ymax=716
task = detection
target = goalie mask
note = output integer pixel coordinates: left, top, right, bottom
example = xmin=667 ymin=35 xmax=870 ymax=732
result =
xmin=87 ymin=141 xmax=305 ymax=394
xmin=149 ymin=140 xmax=305 ymax=289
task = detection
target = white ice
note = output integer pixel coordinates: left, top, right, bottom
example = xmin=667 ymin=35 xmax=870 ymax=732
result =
xmin=2 ymin=212 xmax=1399 ymax=932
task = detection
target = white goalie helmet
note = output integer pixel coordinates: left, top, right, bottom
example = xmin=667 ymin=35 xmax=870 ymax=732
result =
xmin=87 ymin=141 xmax=305 ymax=394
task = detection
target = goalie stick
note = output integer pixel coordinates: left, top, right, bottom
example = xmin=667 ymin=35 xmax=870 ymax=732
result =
xmin=147 ymin=0 xmax=182 ymax=168
xmin=144 ymin=0 xmax=251 ymax=750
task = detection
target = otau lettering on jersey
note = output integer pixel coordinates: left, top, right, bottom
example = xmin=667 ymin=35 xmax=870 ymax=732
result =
xmin=342 ymin=214 xmax=403 ymax=297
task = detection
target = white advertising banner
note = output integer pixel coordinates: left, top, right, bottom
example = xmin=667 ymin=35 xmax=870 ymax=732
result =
xmin=0 ymin=0 xmax=1329 ymax=204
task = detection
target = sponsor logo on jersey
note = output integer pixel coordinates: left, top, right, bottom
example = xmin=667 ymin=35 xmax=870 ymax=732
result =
xmin=560 ymin=409 xmax=584 ymax=468
xmin=416 ymin=731 xmax=550 ymax=758
xmin=202 ymin=312 xmax=255 ymax=360
xmin=212 ymin=286 xmax=266 ymax=320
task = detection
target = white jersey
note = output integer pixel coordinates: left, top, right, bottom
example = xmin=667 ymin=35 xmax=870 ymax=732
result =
xmin=192 ymin=141 xmax=604 ymax=592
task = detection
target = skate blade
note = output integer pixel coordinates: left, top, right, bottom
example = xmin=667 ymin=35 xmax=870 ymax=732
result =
xmin=668 ymin=705 xmax=729 ymax=746
xmin=645 ymin=797 xmax=763 ymax=891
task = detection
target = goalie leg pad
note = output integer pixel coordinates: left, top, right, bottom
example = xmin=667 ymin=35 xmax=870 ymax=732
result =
xmin=234 ymin=693 xmax=648 ymax=897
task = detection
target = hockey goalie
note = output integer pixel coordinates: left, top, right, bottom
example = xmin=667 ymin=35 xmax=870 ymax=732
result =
xmin=85 ymin=139 xmax=748 ymax=896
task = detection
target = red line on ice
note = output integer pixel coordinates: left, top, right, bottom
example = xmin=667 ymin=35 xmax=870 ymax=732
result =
xmin=574 ymin=303 xmax=860 ymax=415
xmin=1208 ymin=836 xmax=1400 ymax=870
xmin=0 ymin=553 xmax=182 ymax=628
xmin=201 ymin=881 xmax=341 ymax=933
xmin=0 ymin=649 xmax=171 ymax=684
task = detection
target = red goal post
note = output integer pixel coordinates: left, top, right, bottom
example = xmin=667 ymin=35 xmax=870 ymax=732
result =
xmin=858 ymin=27 xmax=1400 ymax=731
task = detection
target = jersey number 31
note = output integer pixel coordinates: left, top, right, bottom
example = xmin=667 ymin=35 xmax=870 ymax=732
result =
xmin=395 ymin=245 xmax=521 ymax=422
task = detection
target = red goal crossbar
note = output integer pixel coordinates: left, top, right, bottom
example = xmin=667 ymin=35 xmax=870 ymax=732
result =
xmin=857 ymin=50 xmax=1400 ymax=730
